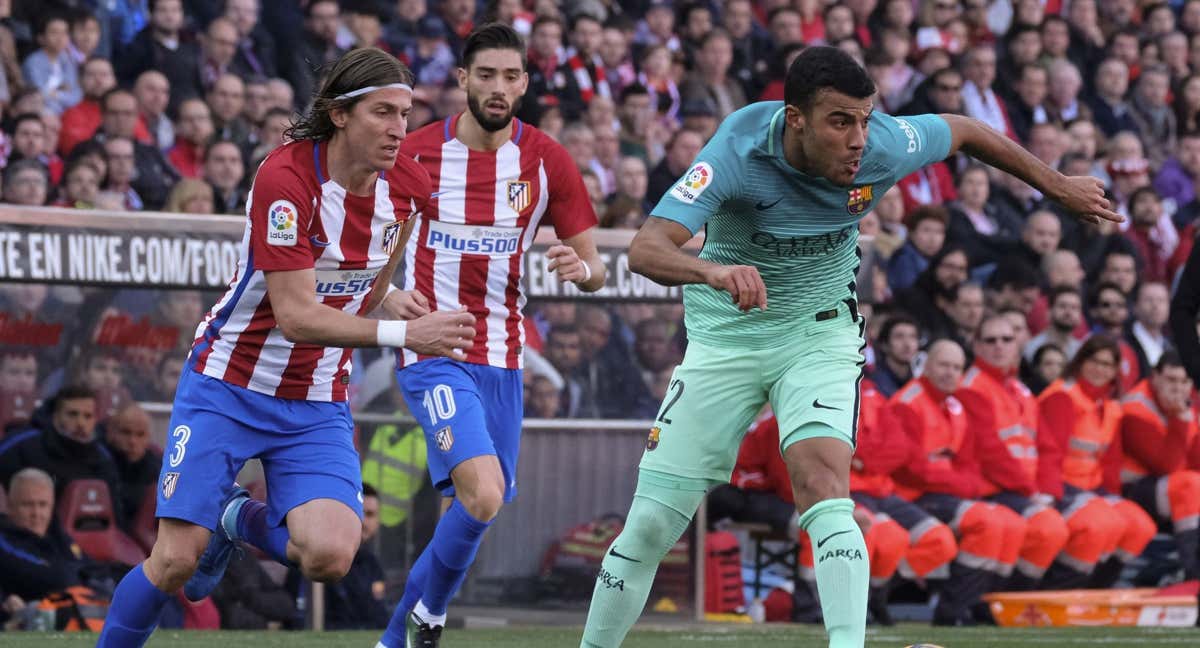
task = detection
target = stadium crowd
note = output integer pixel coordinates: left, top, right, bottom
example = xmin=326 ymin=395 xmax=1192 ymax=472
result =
xmin=2 ymin=0 xmax=1200 ymax=632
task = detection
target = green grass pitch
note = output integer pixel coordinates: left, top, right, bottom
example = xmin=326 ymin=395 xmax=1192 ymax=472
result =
xmin=7 ymin=624 xmax=1199 ymax=647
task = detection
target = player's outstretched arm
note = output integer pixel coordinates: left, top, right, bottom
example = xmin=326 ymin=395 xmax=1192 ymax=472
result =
xmin=629 ymin=216 xmax=767 ymax=312
xmin=265 ymin=268 xmax=476 ymax=359
xmin=940 ymin=113 xmax=1122 ymax=225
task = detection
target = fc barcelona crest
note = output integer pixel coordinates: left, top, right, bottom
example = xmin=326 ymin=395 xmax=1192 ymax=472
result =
xmin=646 ymin=427 xmax=661 ymax=451
xmin=162 ymin=472 xmax=180 ymax=499
xmin=507 ymin=180 xmax=531 ymax=212
xmin=382 ymin=220 xmax=405 ymax=255
xmin=846 ymin=185 xmax=873 ymax=215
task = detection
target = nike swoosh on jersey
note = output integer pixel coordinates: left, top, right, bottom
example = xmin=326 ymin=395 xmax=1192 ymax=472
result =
xmin=755 ymin=197 xmax=782 ymax=210
xmin=812 ymin=399 xmax=842 ymax=411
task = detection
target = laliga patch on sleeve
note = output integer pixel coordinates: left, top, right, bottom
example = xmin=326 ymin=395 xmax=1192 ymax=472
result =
xmin=266 ymin=200 xmax=299 ymax=246
xmin=669 ymin=161 xmax=714 ymax=204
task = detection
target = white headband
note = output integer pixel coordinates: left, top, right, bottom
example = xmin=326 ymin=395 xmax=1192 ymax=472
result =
xmin=334 ymin=83 xmax=414 ymax=100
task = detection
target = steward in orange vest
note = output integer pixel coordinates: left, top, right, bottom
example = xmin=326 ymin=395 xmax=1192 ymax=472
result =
xmin=1119 ymin=351 xmax=1200 ymax=580
xmin=889 ymin=340 xmax=1025 ymax=627
xmin=957 ymin=315 xmax=1069 ymax=590
xmin=1037 ymin=334 xmax=1157 ymax=589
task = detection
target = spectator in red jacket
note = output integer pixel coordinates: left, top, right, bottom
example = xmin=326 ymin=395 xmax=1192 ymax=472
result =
xmin=1119 ymin=351 xmax=1200 ymax=580
xmin=1037 ymin=334 xmax=1157 ymax=588
xmin=890 ymin=340 xmax=1025 ymax=626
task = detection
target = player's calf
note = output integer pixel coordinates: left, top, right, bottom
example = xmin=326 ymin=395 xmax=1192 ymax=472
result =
xmin=784 ymin=438 xmax=853 ymax=514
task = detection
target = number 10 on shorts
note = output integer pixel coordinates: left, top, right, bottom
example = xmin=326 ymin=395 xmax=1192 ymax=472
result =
xmin=422 ymin=384 xmax=457 ymax=424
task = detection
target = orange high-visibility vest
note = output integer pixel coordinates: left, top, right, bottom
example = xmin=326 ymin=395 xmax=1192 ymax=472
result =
xmin=1119 ymin=380 xmax=1198 ymax=482
xmin=850 ymin=382 xmax=894 ymax=497
xmin=1039 ymin=379 xmax=1121 ymax=491
xmin=893 ymin=381 xmax=969 ymax=501
xmin=961 ymin=364 xmax=1039 ymax=488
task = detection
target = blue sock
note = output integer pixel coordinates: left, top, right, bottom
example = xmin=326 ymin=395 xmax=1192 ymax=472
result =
xmin=96 ymin=563 xmax=170 ymax=647
xmin=421 ymin=499 xmax=492 ymax=615
xmin=379 ymin=547 xmax=433 ymax=648
xmin=236 ymin=499 xmax=293 ymax=566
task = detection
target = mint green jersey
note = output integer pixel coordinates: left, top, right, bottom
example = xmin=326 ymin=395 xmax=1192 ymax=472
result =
xmin=652 ymin=102 xmax=952 ymax=348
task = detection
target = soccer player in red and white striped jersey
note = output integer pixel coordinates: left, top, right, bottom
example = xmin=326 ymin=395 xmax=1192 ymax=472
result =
xmin=378 ymin=24 xmax=606 ymax=648
xmin=99 ymin=49 xmax=478 ymax=648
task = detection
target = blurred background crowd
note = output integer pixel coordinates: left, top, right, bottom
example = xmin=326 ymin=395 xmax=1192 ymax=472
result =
xmin=3 ymin=0 xmax=1200 ymax=631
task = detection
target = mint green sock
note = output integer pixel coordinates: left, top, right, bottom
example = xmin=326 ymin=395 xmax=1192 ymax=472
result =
xmin=800 ymin=498 xmax=868 ymax=648
xmin=580 ymin=472 xmax=706 ymax=648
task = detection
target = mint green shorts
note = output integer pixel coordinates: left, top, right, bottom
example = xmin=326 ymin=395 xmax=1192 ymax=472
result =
xmin=638 ymin=302 xmax=864 ymax=486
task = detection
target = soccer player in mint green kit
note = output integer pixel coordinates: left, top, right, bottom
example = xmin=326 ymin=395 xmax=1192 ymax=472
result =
xmin=580 ymin=46 xmax=1120 ymax=648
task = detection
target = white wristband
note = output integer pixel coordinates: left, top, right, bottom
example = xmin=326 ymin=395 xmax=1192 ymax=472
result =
xmin=577 ymin=260 xmax=593 ymax=284
xmin=376 ymin=320 xmax=408 ymax=348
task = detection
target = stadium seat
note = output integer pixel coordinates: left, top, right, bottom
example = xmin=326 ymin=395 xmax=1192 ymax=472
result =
xmin=131 ymin=483 xmax=159 ymax=553
xmin=57 ymin=479 xmax=147 ymax=566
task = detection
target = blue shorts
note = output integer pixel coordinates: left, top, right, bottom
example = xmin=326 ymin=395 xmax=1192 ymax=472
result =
xmin=396 ymin=359 xmax=523 ymax=502
xmin=156 ymin=369 xmax=364 ymax=530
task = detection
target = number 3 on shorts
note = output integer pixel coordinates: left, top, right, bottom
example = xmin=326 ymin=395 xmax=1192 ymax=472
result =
xmin=169 ymin=424 xmax=191 ymax=468
xmin=422 ymin=384 xmax=457 ymax=424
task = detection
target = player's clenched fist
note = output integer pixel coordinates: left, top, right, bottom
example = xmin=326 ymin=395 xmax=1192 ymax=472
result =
xmin=406 ymin=309 xmax=477 ymax=360
xmin=704 ymin=264 xmax=768 ymax=312
xmin=546 ymin=244 xmax=589 ymax=283
xmin=380 ymin=289 xmax=431 ymax=321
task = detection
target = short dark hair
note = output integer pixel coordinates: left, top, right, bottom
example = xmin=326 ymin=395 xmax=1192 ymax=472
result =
xmin=11 ymin=112 xmax=45 ymax=132
xmin=906 ymin=204 xmax=950 ymax=229
xmin=101 ymin=87 xmax=136 ymax=111
xmin=784 ymin=46 xmax=876 ymax=112
xmin=879 ymin=313 xmax=920 ymax=346
xmin=36 ymin=12 xmax=69 ymax=36
xmin=1047 ymin=284 xmax=1082 ymax=307
xmin=462 ymin=22 xmax=526 ymax=70
xmin=362 ymin=482 xmax=379 ymax=499
xmin=987 ymin=260 xmax=1041 ymax=291
xmin=1155 ymin=349 xmax=1185 ymax=373
xmin=204 ymin=139 xmax=243 ymax=164
xmin=1088 ymin=280 xmax=1126 ymax=308
xmin=52 ymin=385 xmax=96 ymax=414
xmin=304 ymin=0 xmax=338 ymax=18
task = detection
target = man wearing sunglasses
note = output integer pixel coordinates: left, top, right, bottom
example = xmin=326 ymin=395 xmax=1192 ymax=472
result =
xmin=957 ymin=314 xmax=1071 ymax=591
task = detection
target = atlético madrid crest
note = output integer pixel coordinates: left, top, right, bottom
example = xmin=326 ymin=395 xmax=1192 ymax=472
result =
xmin=846 ymin=185 xmax=874 ymax=215
xmin=507 ymin=180 xmax=531 ymax=212
xmin=382 ymin=220 xmax=405 ymax=255
xmin=162 ymin=472 xmax=180 ymax=499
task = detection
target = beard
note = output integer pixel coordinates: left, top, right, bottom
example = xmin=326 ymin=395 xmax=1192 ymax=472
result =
xmin=467 ymin=92 xmax=521 ymax=132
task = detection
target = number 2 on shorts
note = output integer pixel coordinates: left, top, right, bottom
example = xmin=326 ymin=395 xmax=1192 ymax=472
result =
xmin=657 ymin=379 xmax=685 ymax=425
xmin=422 ymin=384 xmax=457 ymax=424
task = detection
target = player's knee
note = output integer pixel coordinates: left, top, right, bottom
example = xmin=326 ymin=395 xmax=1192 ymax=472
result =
xmin=148 ymin=543 xmax=203 ymax=591
xmin=459 ymin=483 xmax=505 ymax=522
xmin=299 ymin=542 xmax=357 ymax=582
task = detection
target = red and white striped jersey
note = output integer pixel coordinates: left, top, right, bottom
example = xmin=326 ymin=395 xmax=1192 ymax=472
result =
xmin=398 ymin=115 xmax=596 ymax=370
xmin=188 ymin=140 xmax=431 ymax=401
